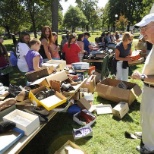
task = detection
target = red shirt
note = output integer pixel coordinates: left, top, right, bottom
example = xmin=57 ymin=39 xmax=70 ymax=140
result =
xmin=62 ymin=43 xmax=80 ymax=64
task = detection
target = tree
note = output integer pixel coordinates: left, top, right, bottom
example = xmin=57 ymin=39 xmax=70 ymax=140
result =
xmin=115 ymin=15 xmax=128 ymax=31
xmin=0 ymin=0 xmax=27 ymax=37
xmin=104 ymin=0 xmax=153 ymax=31
xmin=63 ymin=6 xmax=87 ymax=32
xmin=76 ymin=0 xmax=98 ymax=31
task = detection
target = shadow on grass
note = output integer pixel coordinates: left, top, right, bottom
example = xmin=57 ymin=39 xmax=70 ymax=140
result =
xmin=10 ymin=66 xmax=26 ymax=86
xmin=20 ymin=112 xmax=90 ymax=154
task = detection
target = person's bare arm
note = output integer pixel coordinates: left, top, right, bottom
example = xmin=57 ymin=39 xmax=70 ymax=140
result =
xmin=33 ymin=56 xmax=41 ymax=71
xmin=115 ymin=48 xmax=132 ymax=62
xmin=131 ymin=71 xmax=154 ymax=84
xmin=41 ymin=39 xmax=52 ymax=60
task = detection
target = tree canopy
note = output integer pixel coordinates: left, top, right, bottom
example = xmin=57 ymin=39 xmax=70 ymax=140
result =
xmin=0 ymin=0 xmax=153 ymax=37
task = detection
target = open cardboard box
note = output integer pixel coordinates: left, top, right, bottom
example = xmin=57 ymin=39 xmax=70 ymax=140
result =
xmin=29 ymin=86 xmax=67 ymax=111
xmin=81 ymin=75 xmax=96 ymax=93
xmin=3 ymin=109 xmax=40 ymax=136
xmin=96 ymin=78 xmax=142 ymax=106
xmin=54 ymin=140 xmax=86 ymax=154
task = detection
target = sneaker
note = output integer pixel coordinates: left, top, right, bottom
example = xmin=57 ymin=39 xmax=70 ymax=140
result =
xmin=136 ymin=145 xmax=154 ymax=154
xmin=135 ymin=132 xmax=142 ymax=139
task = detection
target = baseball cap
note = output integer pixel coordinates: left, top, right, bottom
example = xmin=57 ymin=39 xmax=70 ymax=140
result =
xmin=135 ymin=13 xmax=154 ymax=27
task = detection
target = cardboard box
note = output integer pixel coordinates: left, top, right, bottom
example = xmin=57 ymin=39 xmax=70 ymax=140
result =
xmin=81 ymin=75 xmax=96 ymax=93
xmin=3 ymin=109 xmax=40 ymax=136
xmin=72 ymin=62 xmax=89 ymax=70
xmin=130 ymin=50 xmax=141 ymax=61
xmin=112 ymin=102 xmax=129 ymax=119
xmin=42 ymin=63 xmax=60 ymax=71
xmin=128 ymin=57 xmax=144 ymax=66
xmin=77 ymin=98 xmax=91 ymax=110
xmin=25 ymin=66 xmax=54 ymax=82
xmin=29 ymin=86 xmax=67 ymax=111
xmin=45 ymin=70 xmax=68 ymax=86
xmin=54 ymin=140 xmax=86 ymax=154
xmin=46 ymin=60 xmax=66 ymax=71
xmin=73 ymin=109 xmax=96 ymax=126
xmin=96 ymin=78 xmax=142 ymax=105
xmin=88 ymin=66 xmax=95 ymax=75
xmin=31 ymin=70 xmax=68 ymax=87
xmin=95 ymin=104 xmax=112 ymax=115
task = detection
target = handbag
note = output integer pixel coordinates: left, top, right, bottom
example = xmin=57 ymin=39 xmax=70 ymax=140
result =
xmin=0 ymin=65 xmax=13 ymax=75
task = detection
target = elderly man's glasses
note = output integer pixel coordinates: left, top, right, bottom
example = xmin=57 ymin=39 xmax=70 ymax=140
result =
xmin=140 ymin=22 xmax=154 ymax=31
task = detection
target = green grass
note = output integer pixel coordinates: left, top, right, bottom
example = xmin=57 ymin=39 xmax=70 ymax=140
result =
xmin=4 ymin=34 xmax=143 ymax=154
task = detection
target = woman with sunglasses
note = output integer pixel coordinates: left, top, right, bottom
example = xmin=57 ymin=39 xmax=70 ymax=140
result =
xmin=114 ymin=32 xmax=133 ymax=81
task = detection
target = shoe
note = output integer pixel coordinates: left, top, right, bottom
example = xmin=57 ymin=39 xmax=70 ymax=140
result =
xmin=136 ymin=145 xmax=154 ymax=154
xmin=0 ymin=121 xmax=16 ymax=133
xmin=72 ymin=125 xmax=93 ymax=140
xmin=125 ymin=131 xmax=137 ymax=139
xmin=135 ymin=132 xmax=142 ymax=139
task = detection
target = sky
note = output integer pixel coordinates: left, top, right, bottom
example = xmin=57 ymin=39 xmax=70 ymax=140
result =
xmin=60 ymin=0 xmax=109 ymax=15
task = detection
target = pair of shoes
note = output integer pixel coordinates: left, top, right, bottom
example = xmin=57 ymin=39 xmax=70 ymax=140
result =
xmin=136 ymin=145 xmax=154 ymax=154
xmin=79 ymin=110 xmax=96 ymax=124
xmin=135 ymin=132 xmax=142 ymax=139
xmin=72 ymin=125 xmax=93 ymax=140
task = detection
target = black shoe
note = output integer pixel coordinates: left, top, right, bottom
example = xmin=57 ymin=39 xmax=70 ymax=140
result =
xmin=0 ymin=121 xmax=16 ymax=133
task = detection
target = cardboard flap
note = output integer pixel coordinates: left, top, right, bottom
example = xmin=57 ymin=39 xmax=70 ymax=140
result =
xmin=131 ymin=84 xmax=142 ymax=97
xmin=77 ymin=98 xmax=91 ymax=110
xmin=45 ymin=70 xmax=68 ymax=85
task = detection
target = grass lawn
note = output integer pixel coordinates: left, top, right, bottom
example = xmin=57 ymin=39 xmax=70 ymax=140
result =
xmin=3 ymin=34 xmax=144 ymax=154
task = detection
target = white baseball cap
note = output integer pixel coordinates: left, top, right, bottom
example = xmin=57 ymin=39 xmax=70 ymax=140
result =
xmin=135 ymin=13 xmax=154 ymax=27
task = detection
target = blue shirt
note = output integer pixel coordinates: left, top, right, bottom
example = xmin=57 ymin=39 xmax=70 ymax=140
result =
xmin=116 ymin=42 xmax=131 ymax=58
xmin=25 ymin=50 xmax=43 ymax=72
xmin=83 ymin=38 xmax=90 ymax=54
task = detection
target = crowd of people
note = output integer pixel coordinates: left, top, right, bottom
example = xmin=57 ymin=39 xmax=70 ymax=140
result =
xmin=0 ymin=25 xmax=152 ymax=86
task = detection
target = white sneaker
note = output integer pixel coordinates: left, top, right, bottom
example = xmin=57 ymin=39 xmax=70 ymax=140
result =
xmin=136 ymin=145 xmax=154 ymax=154
xmin=134 ymin=132 xmax=142 ymax=139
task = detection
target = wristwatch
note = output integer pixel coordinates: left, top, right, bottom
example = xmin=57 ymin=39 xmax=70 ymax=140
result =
xmin=141 ymin=74 xmax=146 ymax=81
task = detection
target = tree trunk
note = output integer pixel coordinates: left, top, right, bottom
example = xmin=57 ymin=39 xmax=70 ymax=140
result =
xmin=51 ymin=0 xmax=58 ymax=33
xmin=126 ymin=22 xmax=130 ymax=32
xmin=31 ymin=13 xmax=37 ymax=38
xmin=5 ymin=26 xmax=11 ymax=39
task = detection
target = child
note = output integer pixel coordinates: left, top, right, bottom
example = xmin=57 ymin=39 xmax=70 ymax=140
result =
xmin=25 ymin=38 xmax=43 ymax=72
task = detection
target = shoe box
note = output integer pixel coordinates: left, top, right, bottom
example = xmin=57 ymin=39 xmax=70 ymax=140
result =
xmin=72 ymin=62 xmax=89 ymax=70
xmin=25 ymin=66 xmax=54 ymax=82
xmin=3 ymin=109 xmax=40 ymax=136
xmin=81 ymin=75 xmax=96 ymax=93
xmin=112 ymin=102 xmax=129 ymax=119
xmin=29 ymin=86 xmax=67 ymax=111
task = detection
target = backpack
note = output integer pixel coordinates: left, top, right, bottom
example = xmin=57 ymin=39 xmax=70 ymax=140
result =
xmin=9 ymin=51 xmax=17 ymax=66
